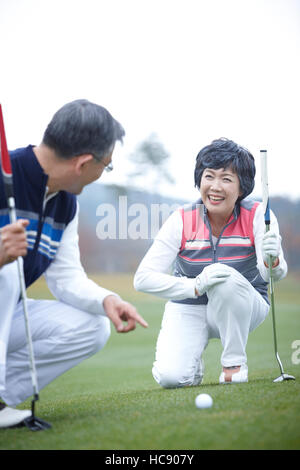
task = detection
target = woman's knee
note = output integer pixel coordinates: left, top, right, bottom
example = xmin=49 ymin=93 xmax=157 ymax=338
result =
xmin=207 ymin=265 xmax=247 ymax=301
xmin=152 ymin=364 xmax=201 ymax=389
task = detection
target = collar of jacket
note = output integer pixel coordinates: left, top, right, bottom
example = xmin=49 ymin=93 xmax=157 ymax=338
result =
xmin=22 ymin=145 xmax=49 ymax=192
xmin=195 ymin=197 xmax=241 ymax=229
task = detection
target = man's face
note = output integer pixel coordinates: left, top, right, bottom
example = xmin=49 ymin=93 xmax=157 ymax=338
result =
xmin=66 ymin=151 xmax=113 ymax=195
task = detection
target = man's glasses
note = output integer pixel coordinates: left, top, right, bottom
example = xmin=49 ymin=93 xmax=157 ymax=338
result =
xmin=92 ymin=154 xmax=114 ymax=172
xmin=104 ymin=162 xmax=113 ymax=172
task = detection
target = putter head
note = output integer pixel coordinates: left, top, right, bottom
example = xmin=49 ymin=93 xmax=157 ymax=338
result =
xmin=273 ymin=373 xmax=296 ymax=383
xmin=23 ymin=415 xmax=52 ymax=431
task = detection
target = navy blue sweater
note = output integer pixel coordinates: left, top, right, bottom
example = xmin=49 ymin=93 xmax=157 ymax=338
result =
xmin=0 ymin=145 xmax=77 ymax=287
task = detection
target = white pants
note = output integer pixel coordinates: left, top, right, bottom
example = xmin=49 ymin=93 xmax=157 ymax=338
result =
xmin=0 ymin=262 xmax=110 ymax=407
xmin=152 ymin=266 xmax=269 ymax=388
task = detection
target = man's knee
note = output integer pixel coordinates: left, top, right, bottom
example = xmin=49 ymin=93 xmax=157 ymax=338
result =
xmin=89 ymin=317 xmax=111 ymax=356
xmin=0 ymin=262 xmax=20 ymax=300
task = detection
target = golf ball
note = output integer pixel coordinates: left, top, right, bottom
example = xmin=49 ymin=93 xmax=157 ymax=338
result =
xmin=195 ymin=393 xmax=213 ymax=409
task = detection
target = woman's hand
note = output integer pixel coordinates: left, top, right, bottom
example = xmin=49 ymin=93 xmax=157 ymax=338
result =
xmin=262 ymin=230 xmax=280 ymax=268
xmin=195 ymin=263 xmax=231 ymax=296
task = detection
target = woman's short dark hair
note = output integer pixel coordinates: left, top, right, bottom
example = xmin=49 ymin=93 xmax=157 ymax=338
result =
xmin=42 ymin=99 xmax=125 ymax=160
xmin=194 ymin=138 xmax=256 ymax=200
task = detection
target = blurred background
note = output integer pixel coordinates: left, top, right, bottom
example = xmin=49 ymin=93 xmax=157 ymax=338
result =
xmin=1 ymin=0 xmax=300 ymax=274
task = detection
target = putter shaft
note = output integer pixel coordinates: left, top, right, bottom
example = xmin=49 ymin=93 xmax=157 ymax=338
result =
xmin=260 ymin=150 xmax=295 ymax=382
xmin=8 ymin=197 xmax=40 ymax=398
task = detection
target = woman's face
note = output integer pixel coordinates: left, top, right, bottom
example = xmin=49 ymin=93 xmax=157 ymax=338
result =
xmin=200 ymin=167 xmax=242 ymax=219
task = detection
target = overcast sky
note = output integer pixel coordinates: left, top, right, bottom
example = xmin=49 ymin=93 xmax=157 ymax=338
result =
xmin=1 ymin=0 xmax=299 ymax=201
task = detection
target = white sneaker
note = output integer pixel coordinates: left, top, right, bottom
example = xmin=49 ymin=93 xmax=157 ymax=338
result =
xmin=0 ymin=403 xmax=31 ymax=428
xmin=219 ymin=364 xmax=248 ymax=384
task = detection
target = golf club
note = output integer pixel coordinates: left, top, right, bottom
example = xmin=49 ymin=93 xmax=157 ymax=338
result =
xmin=260 ymin=149 xmax=295 ymax=383
xmin=0 ymin=104 xmax=51 ymax=430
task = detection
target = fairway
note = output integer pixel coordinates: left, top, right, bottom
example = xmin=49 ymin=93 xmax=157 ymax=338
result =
xmin=1 ymin=273 xmax=299 ymax=450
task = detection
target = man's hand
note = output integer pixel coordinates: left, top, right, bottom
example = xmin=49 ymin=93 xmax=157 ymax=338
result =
xmin=0 ymin=219 xmax=29 ymax=268
xmin=103 ymin=295 xmax=148 ymax=333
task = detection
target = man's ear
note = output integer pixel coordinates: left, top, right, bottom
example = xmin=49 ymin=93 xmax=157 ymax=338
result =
xmin=73 ymin=154 xmax=94 ymax=175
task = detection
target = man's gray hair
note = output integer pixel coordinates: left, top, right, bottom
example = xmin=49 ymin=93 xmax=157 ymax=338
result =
xmin=42 ymin=99 xmax=125 ymax=160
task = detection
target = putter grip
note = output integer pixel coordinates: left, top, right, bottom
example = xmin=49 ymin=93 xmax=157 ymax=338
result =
xmin=0 ymin=104 xmax=14 ymax=199
xmin=260 ymin=150 xmax=270 ymax=226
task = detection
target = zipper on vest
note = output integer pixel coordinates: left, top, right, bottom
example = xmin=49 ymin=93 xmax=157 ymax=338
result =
xmin=205 ymin=215 xmax=217 ymax=263
xmin=214 ymin=221 xmax=233 ymax=262
xmin=33 ymin=188 xmax=57 ymax=252
xmin=205 ymin=209 xmax=237 ymax=263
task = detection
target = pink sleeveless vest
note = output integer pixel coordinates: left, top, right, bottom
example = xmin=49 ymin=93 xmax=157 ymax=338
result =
xmin=173 ymin=198 xmax=269 ymax=305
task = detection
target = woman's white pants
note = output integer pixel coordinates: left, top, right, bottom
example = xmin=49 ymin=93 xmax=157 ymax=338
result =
xmin=152 ymin=265 xmax=269 ymax=388
xmin=0 ymin=262 xmax=110 ymax=407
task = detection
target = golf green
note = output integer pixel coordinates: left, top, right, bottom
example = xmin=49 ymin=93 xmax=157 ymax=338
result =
xmin=1 ymin=273 xmax=299 ymax=450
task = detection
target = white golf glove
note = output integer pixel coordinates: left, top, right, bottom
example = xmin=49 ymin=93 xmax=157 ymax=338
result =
xmin=195 ymin=263 xmax=231 ymax=296
xmin=262 ymin=230 xmax=281 ymax=264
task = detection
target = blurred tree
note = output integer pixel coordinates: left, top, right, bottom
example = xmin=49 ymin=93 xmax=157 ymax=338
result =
xmin=127 ymin=133 xmax=175 ymax=192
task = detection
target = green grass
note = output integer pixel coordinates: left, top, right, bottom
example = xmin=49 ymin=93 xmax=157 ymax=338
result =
xmin=1 ymin=273 xmax=300 ymax=450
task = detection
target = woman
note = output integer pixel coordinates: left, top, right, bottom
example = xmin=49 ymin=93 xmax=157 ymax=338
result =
xmin=134 ymin=138 xmax=287 ymax=386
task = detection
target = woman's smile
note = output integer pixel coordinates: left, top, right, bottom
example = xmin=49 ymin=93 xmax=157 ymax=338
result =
xmin=200 ymin=167 xmax=242 ymax=221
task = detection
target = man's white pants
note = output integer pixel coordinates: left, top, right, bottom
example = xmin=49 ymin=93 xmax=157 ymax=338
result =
xmin=0 ymin=262 xmax=110 ymax=407
xmin=152 ymin=266 xmax=269 ymax=388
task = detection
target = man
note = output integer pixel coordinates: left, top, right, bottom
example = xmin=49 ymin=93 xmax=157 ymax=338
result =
xmin=0 ymin=99 xmax=148 ymax=428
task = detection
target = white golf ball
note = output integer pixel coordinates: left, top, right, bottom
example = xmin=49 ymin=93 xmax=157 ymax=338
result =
xmin=195 ymin=393 xmax=213 ymax=409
